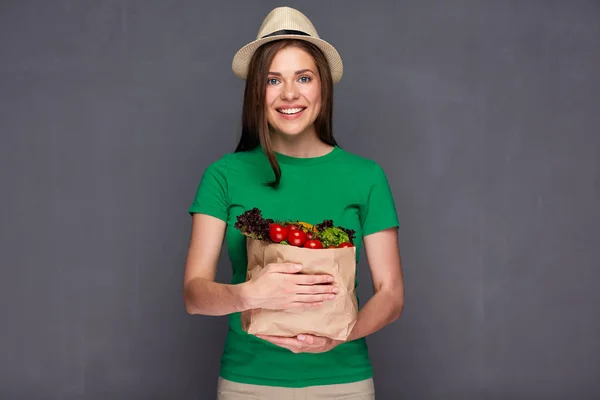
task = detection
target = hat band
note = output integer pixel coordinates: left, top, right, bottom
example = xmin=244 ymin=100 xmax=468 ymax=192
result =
xmin=261 ymin=29 xmax=310 ymax=39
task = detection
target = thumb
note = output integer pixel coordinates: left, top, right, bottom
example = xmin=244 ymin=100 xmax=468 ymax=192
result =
xmin=268 ymin=262 xmax=303 ymax=274
xmin=298 ymin=334 xmax=320 ymax=345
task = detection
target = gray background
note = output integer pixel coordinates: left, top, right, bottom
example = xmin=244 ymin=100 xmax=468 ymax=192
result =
xmin=1 ymin=1 xmax=599 ymax=399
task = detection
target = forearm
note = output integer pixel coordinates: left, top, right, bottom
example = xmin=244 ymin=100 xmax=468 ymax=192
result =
xmin=184 ymin=277 xmax=250 ymax=316
xmin=346 ymin=288 xmax=404 ymax=342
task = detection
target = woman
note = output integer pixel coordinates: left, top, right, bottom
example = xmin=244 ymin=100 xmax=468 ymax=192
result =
xmin=183 ymin=7 xmax=404 ymax=399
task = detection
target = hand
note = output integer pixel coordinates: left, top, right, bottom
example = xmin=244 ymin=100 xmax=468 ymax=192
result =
xmin=256 ymin=333 xmax=343 ymax=354
xmin=243 ymin=263 xmax=338 ymax=310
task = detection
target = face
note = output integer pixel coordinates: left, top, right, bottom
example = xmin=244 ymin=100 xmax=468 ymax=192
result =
xmin=265 ymin=46 xmax=322 ymax=138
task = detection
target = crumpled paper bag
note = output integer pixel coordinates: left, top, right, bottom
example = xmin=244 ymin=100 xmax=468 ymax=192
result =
xmin=241 ymin=238 xmax=358 ymax=341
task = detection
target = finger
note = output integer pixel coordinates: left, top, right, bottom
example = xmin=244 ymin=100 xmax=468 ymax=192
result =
xmin=297 ymin=334 xmax=314 ymax=345
xmin=298 ymin=334 xmax=327 ymax=346
xmin=268 ymin=263 xmax=303 ymax=274
xmin=295 ymin=284 xmax=339 ymax=295
xmin=258 ymin=335 xmax=303 ymax=349
xmin=294 ymin=294 xmax=336 ymax=303
xmin=256 ymin=335 xmax=281 ymax=345
xmin=255 ymin=334 xmax=277 ymax=340
xmin=257 ymin=335 xmax=296 ymax=344
xmin=293 ymin=274 xmax=334 ymax=285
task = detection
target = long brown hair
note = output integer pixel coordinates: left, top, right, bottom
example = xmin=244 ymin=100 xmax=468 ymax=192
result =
xmin=234 ymin=39 xmax=337 ymax=188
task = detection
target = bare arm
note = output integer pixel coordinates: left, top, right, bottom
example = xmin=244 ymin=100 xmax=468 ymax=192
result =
xmin=182 ymin=213 xmax=249 ymax=316
xmin=256 ymin=227 xmax=404 ymax=353
xmin=346 ymin=227 xmax=404 ymax=341
xmin=182 ymin=213 xmax=337 ymax=316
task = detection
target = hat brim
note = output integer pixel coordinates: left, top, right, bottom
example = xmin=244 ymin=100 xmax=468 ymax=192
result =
xmin=232 ymin=35 xmax=343 ymax=84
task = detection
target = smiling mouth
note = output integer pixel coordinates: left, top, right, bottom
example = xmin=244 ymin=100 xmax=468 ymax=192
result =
xmin=277 ymin=107 xmax=306 ymax=115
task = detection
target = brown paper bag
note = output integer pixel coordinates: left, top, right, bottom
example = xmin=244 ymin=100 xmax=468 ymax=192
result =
xmin=241 ymin=238 xmax=358 ymax=341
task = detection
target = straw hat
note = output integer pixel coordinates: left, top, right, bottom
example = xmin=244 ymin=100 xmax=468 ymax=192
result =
xmin=232 ymin=7 xmax=344 ymax=83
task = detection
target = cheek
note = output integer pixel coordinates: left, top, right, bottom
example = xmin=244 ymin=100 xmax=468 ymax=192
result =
xmin=265 ymin=87 xmax=278 ymax=109
xmin=307 ymin=87 xmax=321 ymax=111
xmin=311 ymin=94 xmax=322 ymax=116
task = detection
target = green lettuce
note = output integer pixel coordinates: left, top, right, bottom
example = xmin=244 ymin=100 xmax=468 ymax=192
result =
xmin=318 ymin=227 xmax=351 ymax=248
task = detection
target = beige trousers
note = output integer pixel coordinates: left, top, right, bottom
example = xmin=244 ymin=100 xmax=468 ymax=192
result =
xmin=216 ymin=376 xmax=375 ymax=400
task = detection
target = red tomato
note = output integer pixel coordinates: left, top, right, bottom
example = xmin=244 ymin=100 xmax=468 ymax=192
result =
xmin=338 ymin=242 xmax=354 ymax=248
xmin=304 ymin=239 xmax=323 ymax=249
xmin=286 ymin=224 xmax=300 ymax=231
xmin=306 ymin=232 xmax=315 ymax=240
xmin=287 ymin=229 xmax=307 ymax=247
xmin=269 ymin=223 xmax=289 ymax=243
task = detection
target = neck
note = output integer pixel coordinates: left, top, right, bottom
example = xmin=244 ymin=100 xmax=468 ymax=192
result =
xmin=269 ymin=127 xmax=334 ymax=158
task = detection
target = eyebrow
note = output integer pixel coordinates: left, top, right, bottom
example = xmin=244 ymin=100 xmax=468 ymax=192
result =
xmin=268 ymin=69 xmax=315 ymax=76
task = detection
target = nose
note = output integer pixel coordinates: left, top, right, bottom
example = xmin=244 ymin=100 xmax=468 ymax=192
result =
xmin=280 ymin=80 xmax=299 ymax=101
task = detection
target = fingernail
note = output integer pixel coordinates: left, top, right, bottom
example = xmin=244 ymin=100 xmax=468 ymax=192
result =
xmin=295 ymin=264 xmax=302 ymax=270
xmin=328 ymin=294 xmax=335 ymax=299
xmin=328 ymin=276 xmax=334 ymax=282
xmin=298 ymin=335 xmax=306 ymax=341
xmin=332 ymin=287 xmax=339 ymax=293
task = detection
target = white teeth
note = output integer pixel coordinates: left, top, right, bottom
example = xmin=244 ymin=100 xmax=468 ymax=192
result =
xmin=278 ymin=107 xmax=304 ymax=114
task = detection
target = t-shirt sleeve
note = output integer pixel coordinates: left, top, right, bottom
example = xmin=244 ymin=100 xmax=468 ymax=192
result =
xmin=188 ymin=156 xmax=229 ymax=222
xmin=360 ymin=162 xmax=399 ymax=236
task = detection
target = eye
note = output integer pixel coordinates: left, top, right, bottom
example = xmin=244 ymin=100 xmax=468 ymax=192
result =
xmin=267 ymin=78 xmax=280 ymax=85
xmin=298 ymin=76 xmax=311 ymax=83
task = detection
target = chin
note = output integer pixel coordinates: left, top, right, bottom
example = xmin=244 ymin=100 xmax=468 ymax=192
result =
xmin=268 ymin=115 xmax=316 ymax=138
xmin=273 ymin=127 xmax=307 ymax=137
xmin=270 ymin=125 xmax=313 ymax=138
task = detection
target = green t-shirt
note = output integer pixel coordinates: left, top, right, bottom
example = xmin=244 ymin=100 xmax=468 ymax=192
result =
xmin=188 ymin=145 xmax=399 ymax=388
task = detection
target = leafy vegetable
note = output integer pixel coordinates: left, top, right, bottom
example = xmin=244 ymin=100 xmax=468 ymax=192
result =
xmin=318 ymin=226 xmax=352 ymax=248
xmin=314 ymin=219 xmax=334 ymax=231
xmin=315 ymin=219 xmax=356 ymax=245
xmin=235 ymin=209 xmax=356 ymax=248
xmin=234 ymin=208 xmax=274 ymax=242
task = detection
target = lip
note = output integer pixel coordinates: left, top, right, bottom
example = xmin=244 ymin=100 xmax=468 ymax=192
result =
xmin=275 ymin=105 xmax=307 ymax=121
